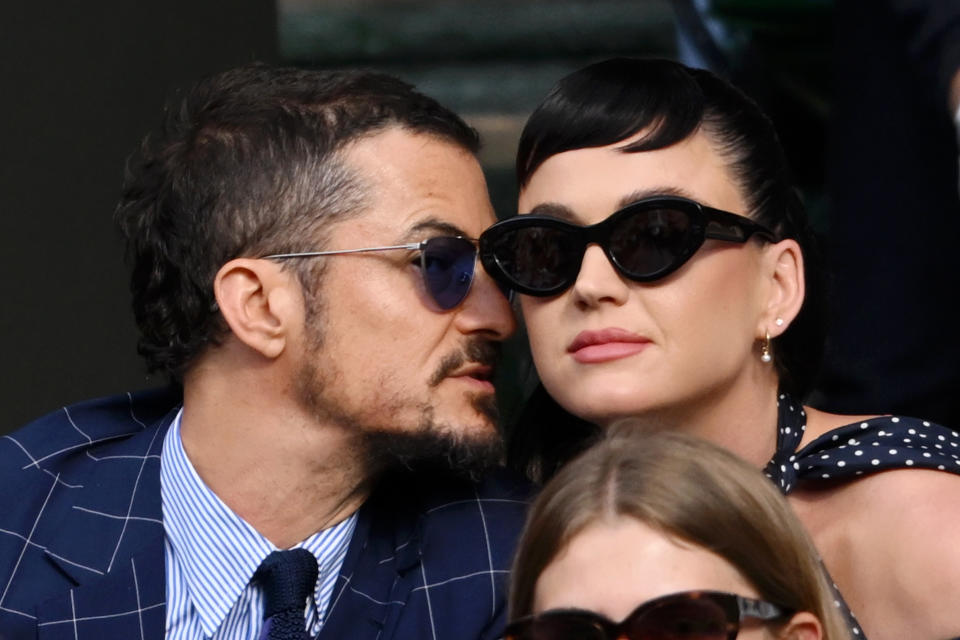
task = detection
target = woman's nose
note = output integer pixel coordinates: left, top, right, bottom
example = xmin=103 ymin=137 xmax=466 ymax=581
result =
xmin=570 ymin=244 xmax=630 ymax=309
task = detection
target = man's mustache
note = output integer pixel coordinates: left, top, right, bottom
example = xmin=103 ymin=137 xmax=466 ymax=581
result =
xmin=429 ymin=340 xmax=501 ymax=387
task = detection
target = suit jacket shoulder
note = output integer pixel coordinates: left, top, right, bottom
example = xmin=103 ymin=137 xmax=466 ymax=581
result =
xmin=0 ymin=387 xmax=181 ymax=639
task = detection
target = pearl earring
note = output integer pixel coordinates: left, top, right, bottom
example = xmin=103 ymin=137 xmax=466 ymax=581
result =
xmin=775 ymin=317 xmax=784 ymax=327
xmin=760 ymin=331 xmax=773 ymax=363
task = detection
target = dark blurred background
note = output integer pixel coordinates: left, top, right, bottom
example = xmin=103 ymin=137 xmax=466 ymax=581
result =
xmin=1 ymin=0 xmax=277 ymax=430
xmin=3 ymin=0 xmax=959 ymax=434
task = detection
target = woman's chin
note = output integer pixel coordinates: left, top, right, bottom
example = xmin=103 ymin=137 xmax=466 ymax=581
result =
xmin=557 ymin=391 xmax=659 ymax=427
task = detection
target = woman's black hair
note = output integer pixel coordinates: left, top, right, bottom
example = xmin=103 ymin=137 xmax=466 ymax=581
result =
xmin=509 ymin=57 xmax=828 ymax=483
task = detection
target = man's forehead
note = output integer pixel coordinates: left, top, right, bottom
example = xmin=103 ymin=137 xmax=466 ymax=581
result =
xmin=333 ymin=211 xmax=478 ymax=247
xmin=338 ymin=128 xmax=495 ymax=240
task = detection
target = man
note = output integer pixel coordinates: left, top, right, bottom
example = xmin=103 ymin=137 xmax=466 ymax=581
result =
xmin=0 ymin=63 xmax=529 ymax=639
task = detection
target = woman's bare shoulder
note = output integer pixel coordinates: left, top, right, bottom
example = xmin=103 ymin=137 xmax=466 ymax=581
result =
xmin=797 ymin=467 xmax=960 ymax=640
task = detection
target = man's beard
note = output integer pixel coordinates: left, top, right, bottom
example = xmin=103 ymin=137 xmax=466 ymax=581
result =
xmin=293 ymin=310 xmax=505 ymax=482
xmin=359 ymin=407 xmax=505 ymax=483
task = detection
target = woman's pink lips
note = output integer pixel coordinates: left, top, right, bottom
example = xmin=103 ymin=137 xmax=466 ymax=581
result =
xmin=568 ymin=329 xmax=651 ymax=364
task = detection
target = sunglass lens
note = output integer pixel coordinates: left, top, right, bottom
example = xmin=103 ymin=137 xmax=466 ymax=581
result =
xmin=422 ymin=236 xmax=477 ymax=309
xmin=610 ymin=205 xmax=695 ymax=279
xmin=486 ymin=226 xmax=580 ymax=294
xmin=505 ymin=616 xmax=609 ymax=640
xmin=625 ymin=597 xmax=729 ymax=640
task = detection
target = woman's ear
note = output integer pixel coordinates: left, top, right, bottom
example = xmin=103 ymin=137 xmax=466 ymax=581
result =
xmin=776 ymin=611 xmax=823 ymax=640
xmin=213 ymin=258 xmax=299 ymax=359
xmin=760 ymin=238 xmax=805 ymax=338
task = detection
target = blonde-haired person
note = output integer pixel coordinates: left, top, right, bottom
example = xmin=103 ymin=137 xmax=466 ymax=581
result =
xmin=506 ymin=429 xmax=851 ymax=640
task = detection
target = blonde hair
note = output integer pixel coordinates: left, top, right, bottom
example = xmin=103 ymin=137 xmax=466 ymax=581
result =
xmin=509 ymin=428 xmax=851 ymax=640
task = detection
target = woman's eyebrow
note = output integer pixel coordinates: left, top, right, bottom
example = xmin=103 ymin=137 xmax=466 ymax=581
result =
xmin=617 ymin=186 xmax=694 ymax=209
xmin=524 ymin=187 xmax=701 ymax=222
xmin=524 ymin=202 xmax=578 ymax=220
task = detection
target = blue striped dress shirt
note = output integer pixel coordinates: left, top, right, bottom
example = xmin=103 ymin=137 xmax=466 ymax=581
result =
xmin=160 ymin=410 xmax=358 ymax=639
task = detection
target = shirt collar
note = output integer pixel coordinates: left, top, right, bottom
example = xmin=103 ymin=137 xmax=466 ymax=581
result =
xmin=160 ymin=409 xmax=357 ymax=636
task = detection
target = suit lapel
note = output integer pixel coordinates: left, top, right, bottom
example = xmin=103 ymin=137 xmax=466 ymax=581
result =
xmin=36 ymin=410 xmax=175 ymax=639
xmin=36 ymin=537 xmax=166 ymax=640
xmin=319 ymin=476 xmax=423 ymax=640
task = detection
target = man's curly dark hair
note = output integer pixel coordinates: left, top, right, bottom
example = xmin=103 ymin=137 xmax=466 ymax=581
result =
xmin=114 ymin=62 xmax=480 ymax=380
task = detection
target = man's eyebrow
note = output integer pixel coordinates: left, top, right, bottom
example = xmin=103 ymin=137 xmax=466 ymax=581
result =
xmin=407 ymin=218 xmax=470 ymax=238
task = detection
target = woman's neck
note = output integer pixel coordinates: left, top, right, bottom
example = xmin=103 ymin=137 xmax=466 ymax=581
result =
xmin=604 ymin=381 xmax=782 ymax=469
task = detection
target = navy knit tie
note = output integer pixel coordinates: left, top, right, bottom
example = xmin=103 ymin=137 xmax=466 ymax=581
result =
xmin=255 ymin=549 xmax=318 ymax=640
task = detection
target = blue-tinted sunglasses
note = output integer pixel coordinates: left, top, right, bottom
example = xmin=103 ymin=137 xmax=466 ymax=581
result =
xmin=263 ymin=236 xmax=479 ymax=310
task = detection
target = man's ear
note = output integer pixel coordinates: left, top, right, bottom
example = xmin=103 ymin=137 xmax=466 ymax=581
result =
xmin=760 ymin=238 xmax=805 ymax=338
xmin=776 ymin=611 xmax=823 ymax=640
xmin=213 ymin=258 xmax=300 ymax=359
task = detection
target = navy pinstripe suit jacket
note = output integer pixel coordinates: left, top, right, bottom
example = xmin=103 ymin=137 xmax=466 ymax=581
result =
xmin=0 ymin=388 xmax=532 ymax=639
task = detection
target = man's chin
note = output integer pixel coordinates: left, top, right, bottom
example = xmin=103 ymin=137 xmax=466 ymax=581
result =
xmin=361 ymin=425 xmax=504 ymax=483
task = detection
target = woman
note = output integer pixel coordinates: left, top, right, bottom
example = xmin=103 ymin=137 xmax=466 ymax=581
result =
xmin=506 ymin=429 xmax=850 ymax=640
xmin=479 ymin=58 xmax=960 ymax=640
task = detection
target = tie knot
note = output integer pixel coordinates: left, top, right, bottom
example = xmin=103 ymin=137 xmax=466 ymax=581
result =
xmin=255 ymin=548 xmax=319 ymax=619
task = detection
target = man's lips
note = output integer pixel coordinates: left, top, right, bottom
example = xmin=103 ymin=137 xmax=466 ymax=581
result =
xmin=430 ymin=340 xmax=500 ymax=387
xmin=448 ymin=364 xmax=495 ymax=389
xmin=567 ymin=328 xmax=651 ymax=364
xmin=450 ymin=364 xmax=493 ymax=380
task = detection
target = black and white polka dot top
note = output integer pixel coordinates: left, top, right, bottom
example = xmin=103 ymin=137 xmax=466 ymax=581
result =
xmin=764 ymin=393 xmax=960 ymax=639
xmin=765 ymin=393 xmax=960 ymax=492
